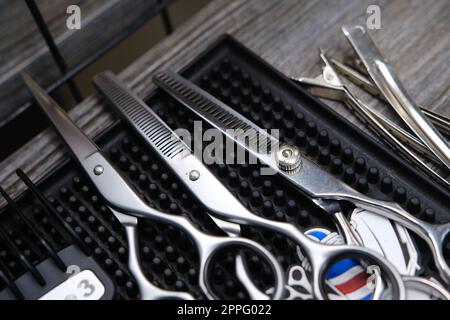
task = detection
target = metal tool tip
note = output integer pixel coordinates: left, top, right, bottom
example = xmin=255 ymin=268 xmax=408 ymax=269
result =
xmin=21 ymin=73 xmax=43 ymax=95
xmin=21 ymin=72 xmax=34 ymax=86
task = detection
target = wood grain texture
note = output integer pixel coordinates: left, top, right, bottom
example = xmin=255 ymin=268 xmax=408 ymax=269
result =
xmin=1 ymin=0 xmax=449 ymax=208
xmin=0 ymin=0 xmax=167 ymax=124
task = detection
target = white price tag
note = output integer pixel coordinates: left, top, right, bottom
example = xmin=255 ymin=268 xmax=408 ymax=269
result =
xmin=39 ymin=270 xmax=105 ymax=300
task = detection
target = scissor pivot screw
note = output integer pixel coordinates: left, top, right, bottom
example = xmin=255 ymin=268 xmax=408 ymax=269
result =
xmin=277 ymin=144 xmax=301 ymax=172
xmin=93 ymin=165 xmax=104 ymax=176
xmin=189 ymin=170 xmax=200 ymax=181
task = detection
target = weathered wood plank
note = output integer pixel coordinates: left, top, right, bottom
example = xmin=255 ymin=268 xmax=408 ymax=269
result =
xmin=0 ymin=0 xmax=169 ymax=124
xmin=1 ymin=0 xmax=449 ymax=208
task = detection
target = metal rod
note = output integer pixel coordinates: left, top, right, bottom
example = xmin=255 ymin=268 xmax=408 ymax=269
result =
xmin=159 ymin=0 xmax=173 ymax=34
xmin=16 ymin=169 xmax=91 ymax=256
xmin=0 ymin=258 xmax=24 ymax=300
xmin=1 ymin=0 xmax=175 ymax=131
xmin=24 ymin=0 xmax=82 ymax=102
xmin=0 ymin=187 xmax=67 ymax=271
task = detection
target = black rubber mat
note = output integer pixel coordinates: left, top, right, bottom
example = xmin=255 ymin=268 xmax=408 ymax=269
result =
xmin=0 ymin=35 xmax=448 ymax=300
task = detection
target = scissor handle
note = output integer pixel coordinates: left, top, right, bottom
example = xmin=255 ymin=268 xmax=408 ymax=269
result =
xmin=347 ymin=195 xmax=450 ymax=284
xmin=401 ymin=276 xmax=450 ymax=300
xmin=123 ymin=206 xmax=286 ymax=300
xmin=220 ymin=211 xmax=405 ymax=299
xmin=194 ymin=233 xmax=286 ymax=300
xmin=122 ymin=222 xmax=195 ymax=300
xmin=81 ymin=153 xmax=283 ymax=299
xmin=307 ymin=242 xmax=405 ymax=300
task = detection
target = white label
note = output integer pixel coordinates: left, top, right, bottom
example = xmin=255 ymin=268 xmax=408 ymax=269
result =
xmin=39 ymin=270 xmax=105 ymax=300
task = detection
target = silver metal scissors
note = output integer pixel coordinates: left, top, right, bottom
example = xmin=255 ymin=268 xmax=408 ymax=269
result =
xmin=342 ymin=22 xmax=450 ymax=172
xmin=153 ymin=70 xmax=450 ymax=285
xmin=93 ymin=71 xmax=285 ymax=300
xmin=22 ymin=74 xmax=285 ymax=300
xmin=94 ymin=70 xmax=385 ymax=300
xmin=293 ymin=50 xmax=450 ymax=189
xmin=154 ymin=70 xmax=407 ymax=299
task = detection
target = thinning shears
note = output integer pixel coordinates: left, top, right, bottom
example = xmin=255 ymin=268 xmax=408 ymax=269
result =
xmin=94 ymin=71 xmax=385 ymax=299
xmin=23 ymin=74 xmax=285 ymax=300
xmin=93 ymin=71 xmax=286 ymax=300
xmin=153 ymin=71 xmax=407 ymax=299
xmin=153 ymin=70 xmax=450 ymax=286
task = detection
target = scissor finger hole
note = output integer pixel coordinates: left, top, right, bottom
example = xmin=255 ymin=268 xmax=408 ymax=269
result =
xmin=205 ymin=245 xmax=277 ymax=299
xmin=318 ymin=251 xmax=402 ymax=300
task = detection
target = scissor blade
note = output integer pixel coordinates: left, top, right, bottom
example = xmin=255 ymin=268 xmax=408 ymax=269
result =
xmin=153 ymin=71 xmax=364 ymax=200
xmin=93 ymin=71 xmax=191 ymax=160
xmin=23 ymin=73 xmax=98 ymax=161
xmin=153 ymin=70 xmax=280 ymax=169
xmin=94 ymin=71 xmax=243 ymax=236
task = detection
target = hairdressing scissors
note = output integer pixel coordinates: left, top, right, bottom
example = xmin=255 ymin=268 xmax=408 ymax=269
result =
xmin=153 ymin=70 xmax=450 ymax=286
xmin=293 ymin=50 xmax=450 ymax=189
xmin=342 ymin=22 xmax=450 ymax=172
xmin=153 ymin=70 xmax=406 ymax=299
xmin=93 ymin=71 xmax=285 ymax=300
xmin=94 ymin=71 xmax=389 ymax=300
xmin=22 ymin=74 xmax=285 ymax=300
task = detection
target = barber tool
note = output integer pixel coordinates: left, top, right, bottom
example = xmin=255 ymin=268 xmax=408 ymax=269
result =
xmin=0 ymin=219 xmax=46 ymax=286
xmin=264 ymin=228 xmax=384 ymax=300
xmin=302 ymin=228 xmax=381 ymax=300
xmin=154 ymin=70 xmax=450 ymax=286
xmin=342 ymin=22 xmax=450 ymax=171
xmin=330 ymin=59 xmax=450 ymax=138
xmin=152 ymin=67 xmax=363 ymax=249
xmin=350 ymin=209 xmax=420 ymax=276
xmin=93 ymin=71 xmax=285 ymax=300
xmin=153 ymin=72 xmax=407 ymax=300
xmin=23 ymin=74 xmax=285 ymax=300
xmin=0 ymin=243 xmax=115 ymax=300
xmin=0 ymin=255 xmax=24 ymax=299
xmin=16 ymin=169 xmax=91 ymax=257
xmin=294 ymin=51 xmax=450 ymax=189
xmin=93 ymin=71 xmax=281 ymax=300
xmin=293 ymin=229 xmax=443 ymax=300
xmin=297 ymin=51 xmax=438 ymax=163
xmin=0 ymin=175 xmax=115 ymax=300
xmin=279 ymin=265 xmax=313 ymax=300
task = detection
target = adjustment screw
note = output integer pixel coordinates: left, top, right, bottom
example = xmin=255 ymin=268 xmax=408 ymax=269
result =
xmin=93 ymin=165 xmax=104 ymax=176
xmin=276 ymin=144 xmax=302 ymax=172
xmin=189 ymin=170 xmax=200 ymax=181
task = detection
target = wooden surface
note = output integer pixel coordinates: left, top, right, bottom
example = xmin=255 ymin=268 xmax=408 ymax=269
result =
xmin=1 ymin=0 xmax=449 ymax=208
xmin=0 ymin=0 xmax=167 ymax=125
